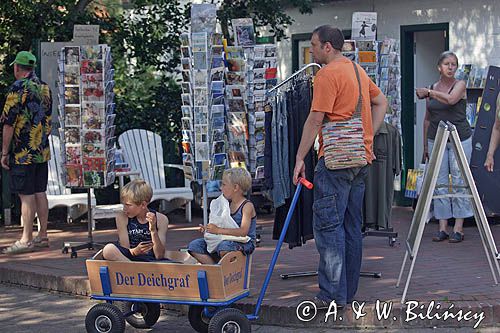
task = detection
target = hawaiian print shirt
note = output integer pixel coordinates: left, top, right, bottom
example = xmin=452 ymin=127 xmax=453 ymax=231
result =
xmin=1 ymin=72 xmax=52 ymax=165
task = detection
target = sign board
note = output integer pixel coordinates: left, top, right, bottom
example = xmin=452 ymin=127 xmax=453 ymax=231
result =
xmin=73 ymin=25 xmax=99 ymax=45
xmin=41 ymin=42 xmax=79 ymax=126
xmin=86 ymin=250 xmax=249 ymax=301
xmin=351 ymin=12 xmax=377 ymax=41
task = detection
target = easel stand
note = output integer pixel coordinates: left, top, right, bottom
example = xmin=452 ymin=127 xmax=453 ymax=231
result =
xmin=396 ymin=121 xmax=500 ymax=303
xmin=62 ymin=188 xmax=104 ymax=258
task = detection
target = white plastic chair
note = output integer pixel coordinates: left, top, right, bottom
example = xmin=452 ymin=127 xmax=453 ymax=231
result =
xmin=118 ymin=129 xmax=193 ymax=222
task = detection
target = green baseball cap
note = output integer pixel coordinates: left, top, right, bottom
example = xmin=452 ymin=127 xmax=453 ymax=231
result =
xmin=10 ymin=51 xmax=37 ymax=67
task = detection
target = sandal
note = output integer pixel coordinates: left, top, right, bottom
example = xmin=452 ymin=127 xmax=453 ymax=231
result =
xmin=432 ymin=230 xmax=449 ymax=242
xmin=449 ymin=232 xmax=464 ymax=243
xmin=2 ymin=240 xmax=34 ymax=254
xmin=33 ymin=236 xmax=49 ymax=248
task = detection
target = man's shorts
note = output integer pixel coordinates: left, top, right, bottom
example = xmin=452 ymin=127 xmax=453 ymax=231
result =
xmin=9 ymin=162 xmax=48 ymax=195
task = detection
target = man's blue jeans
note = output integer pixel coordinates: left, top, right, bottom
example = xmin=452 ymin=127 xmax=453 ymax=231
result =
xmin=313 ymin=158 xmax=368 ymax=305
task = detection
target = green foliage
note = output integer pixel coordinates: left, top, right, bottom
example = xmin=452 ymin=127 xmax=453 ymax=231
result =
xmin=216 ymin=0 xmax=313 ymax=42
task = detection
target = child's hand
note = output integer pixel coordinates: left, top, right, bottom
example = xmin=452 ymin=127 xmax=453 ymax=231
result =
xmin=132 ymin=241 xmax=153 ymax=256
xmin=205 ymin=223 xmax=220 ymax=235
xmin=198 ymin=224 xmax=206 ymax=233
xmin=146 ymin=212 xmax=157 ymax=232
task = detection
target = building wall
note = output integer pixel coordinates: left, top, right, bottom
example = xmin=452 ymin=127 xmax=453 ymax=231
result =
xmin=278 ymin=0 xmax=499 ymax=78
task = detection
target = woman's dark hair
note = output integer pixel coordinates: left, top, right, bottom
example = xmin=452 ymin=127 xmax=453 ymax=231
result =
xmin=312 ymin=25 xmax=344 ymax=51
xmin=437 ymin=51 xmax=458 ymax=66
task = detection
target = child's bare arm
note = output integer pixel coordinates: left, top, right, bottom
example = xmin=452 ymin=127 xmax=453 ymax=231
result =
xmin=116 ymin=211 xmax=130 ymax=248
xmin=150 ymin=212 xmax=168 ymax=259
xmin=207 ymin=202 xmax=255 ymax=237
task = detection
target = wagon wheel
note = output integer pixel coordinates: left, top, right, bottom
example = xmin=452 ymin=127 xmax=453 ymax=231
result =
xmin=208 ymin=308 xmax=251 ymax=333
xmin=117 ymin=301 xmax=160 ymax=329
xmin=188 ymin=305 xmax=217 ymax=333
xmin=85 ymin=303 xmax=125 ymax=333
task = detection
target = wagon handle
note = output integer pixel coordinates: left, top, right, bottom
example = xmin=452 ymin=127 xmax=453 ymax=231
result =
xmin=251 ymin=175 xmax=313 ymax=319
xmin=298 ymin=177 xmax=313 ymax=190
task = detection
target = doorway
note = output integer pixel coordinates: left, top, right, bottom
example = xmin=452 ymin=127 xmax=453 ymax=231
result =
xmin=399 ymin=23 xmax=449 ymax=203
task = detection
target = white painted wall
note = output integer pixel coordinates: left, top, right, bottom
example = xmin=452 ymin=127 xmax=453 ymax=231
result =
xmin=278 ymin=0 xmax=500 ymax=79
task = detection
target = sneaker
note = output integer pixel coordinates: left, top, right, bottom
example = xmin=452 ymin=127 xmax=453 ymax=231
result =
xmin=432 ymin=230 xmax=449 ymax=242
xmin=33 ymin=236 xmax=49 ymax=248
xmin=2 ymin=240 xmax=35 ymax=254
xmin=449 ymin=232 xmax=464 ymax=243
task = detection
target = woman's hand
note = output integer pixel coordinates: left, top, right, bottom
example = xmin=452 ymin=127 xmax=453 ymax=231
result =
xmin=131 ymin=241 xmax=153 ymax=256
xmin=484 ymin=155 xmax=494 ymax=172
xmin=416 ymin=88 xmax=430 ymax=100
xmin=422 ymin=146 xmax=429 ymax=163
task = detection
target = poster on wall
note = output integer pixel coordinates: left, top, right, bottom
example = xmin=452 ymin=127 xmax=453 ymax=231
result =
xmin=351 ymin=12 xmax=377 ymax=41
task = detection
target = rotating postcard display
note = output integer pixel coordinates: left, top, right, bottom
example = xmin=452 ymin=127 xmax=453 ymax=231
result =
xmin=180 ymin=4 xmax=227 ymax=182
xmin=58 ymin=45 xmax=116 ymax=188
xmin=341 ymin=38 xmax=401 ymax=131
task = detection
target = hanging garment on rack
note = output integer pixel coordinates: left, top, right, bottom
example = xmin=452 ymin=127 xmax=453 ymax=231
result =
xmin=272 ymin=78 xmax=315 ymax=248
xmin=264 ymin=110 xmax=273 ymax=189
xmin=363 ymin=122 xmax=402 ymax=229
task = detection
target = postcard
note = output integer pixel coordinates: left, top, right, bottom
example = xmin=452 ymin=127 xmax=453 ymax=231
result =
xmin=65 ymin=128 xmax=81 ymax=144
xmin=232 ymin=18 xmax=255 ymax=46
xmin=65 ymin=164 xmax=83 ymax=187
xmin=193 ymin=52 xmax=208 ymax=70
xmin=83 ymin=171 xmax=105 ymax=187
xmin=181 ymin=57 xmax=191 ymax=70
xmin=80 ymin=45 xmax=103 ymax=60
xmin=66 ymin=146 xmax=82 ymax=164
xmin=80 ymin=60 xmax=103 ymax=75
xmin=213 ymin=142 xmax=226 ymax=156
xmin=193 ymin=88 xmax=208 ymax=106
xmin=64 ymin=47 xmax=80 ymax=65
xmin=181 ymin=106 xmax=192 ymax=118
xmin=194 ymin=70 xmax=208 ymax=87
xmin=182 ymin=93 xmax=192 ymax=106
xmin=64 ymin=87 xmax=80 ymax=105
xmin=64 ymin=106 xmax=81 ymax=127
xmin=180 ymin=33 xmax=190 ymax=47
xmin=195 ymin=142 xmax=210 ymax=161
xmin=265 ymin=45 xmax=277 ymax=57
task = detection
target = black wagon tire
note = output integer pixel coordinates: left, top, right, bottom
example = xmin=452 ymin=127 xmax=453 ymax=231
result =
xmin=208 ymin=308 xmax=251 ymax=333
xmin=85 ymin=303 xmax=125 ymax=333
xmin=117 ymin=301 xmax=160 ymax=329
xmin=188 ymin=305 xmax=213 ymax=333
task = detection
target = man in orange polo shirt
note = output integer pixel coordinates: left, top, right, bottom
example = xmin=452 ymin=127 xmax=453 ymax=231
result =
xmin=293 ymin=25 xmax=387 ymax=308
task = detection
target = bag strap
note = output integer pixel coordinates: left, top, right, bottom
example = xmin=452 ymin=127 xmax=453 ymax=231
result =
xmin=352 ymin=61 xmax=363 ymax=118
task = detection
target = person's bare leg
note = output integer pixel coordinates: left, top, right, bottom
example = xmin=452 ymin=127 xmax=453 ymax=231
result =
xmin=102 ymin=244 xmax=131 ymax=261
xmin=19 ymin=194 xmax=37 ymax=244
xmin=35 ymin=192 xmax=49 ymax=239
xmin=439 ymin=219 xmax=448 ymax=233
xmin=191 ymin=252 xmax=216 ymax=264
xmin=453 ymin=218 xmax=464 ymax=234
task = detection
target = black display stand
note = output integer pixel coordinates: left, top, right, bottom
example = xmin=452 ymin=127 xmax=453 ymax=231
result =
xmin=61 ymin=188 xmax=104 ymax=258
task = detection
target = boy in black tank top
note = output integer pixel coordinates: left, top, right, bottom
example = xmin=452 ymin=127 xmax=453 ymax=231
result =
xmin=102 ymin=179 xmax=170 ymax=262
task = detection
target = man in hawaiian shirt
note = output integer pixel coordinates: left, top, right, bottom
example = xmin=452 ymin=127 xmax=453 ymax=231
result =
xmin=1 ymin=51 xmax=52 ymax=254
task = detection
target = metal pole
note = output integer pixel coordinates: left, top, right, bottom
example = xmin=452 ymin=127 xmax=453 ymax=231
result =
xmin=87 ymin=188 xmax=93 ymax=246
xmin=253 ymin=183 xmax=303 ymax=317
xmin=202 ymin=180 xmax=208 ymax=226
xmin=396 ymin=251 xmax=408 ymax=288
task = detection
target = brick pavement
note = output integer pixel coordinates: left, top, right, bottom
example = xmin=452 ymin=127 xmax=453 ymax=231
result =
xmin=0 ymin=207 xmax=499 ymax=329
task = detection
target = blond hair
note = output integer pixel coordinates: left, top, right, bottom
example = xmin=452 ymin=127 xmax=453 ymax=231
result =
xmin=120 ymin=179 xmax=153 ymax=205
xmin=223 ymin=167 xmax=252 ymax=193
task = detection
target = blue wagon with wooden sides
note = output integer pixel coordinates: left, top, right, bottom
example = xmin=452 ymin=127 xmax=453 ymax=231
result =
xmin=84 ymin=177 xmax=313 ymax=333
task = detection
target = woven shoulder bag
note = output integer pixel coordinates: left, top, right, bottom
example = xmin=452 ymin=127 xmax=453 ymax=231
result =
xmin=322 ymin=61 xmax=367 ymax=170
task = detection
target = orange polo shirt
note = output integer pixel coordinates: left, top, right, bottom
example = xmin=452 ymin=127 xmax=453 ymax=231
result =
xmin=312 ymin=58 xmax=382 ymax=163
